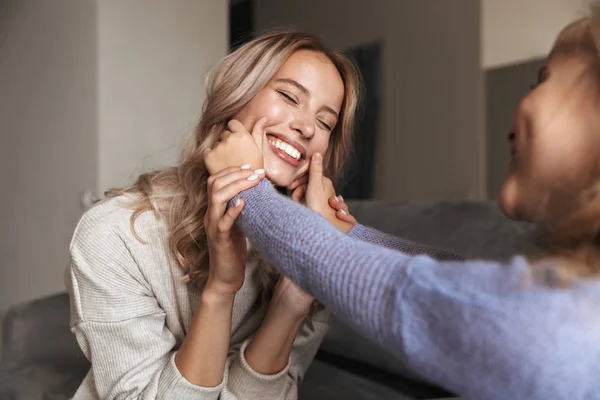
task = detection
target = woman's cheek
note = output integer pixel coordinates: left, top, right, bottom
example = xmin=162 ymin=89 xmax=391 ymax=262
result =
xmin=315 ymin=136 xmax=330 ymax=156
xmin=260 ymin=100 xmax=286 ymax=122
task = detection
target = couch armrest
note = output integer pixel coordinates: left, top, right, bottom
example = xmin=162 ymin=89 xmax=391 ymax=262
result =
xmin=1 ymin=292 xmax=86 ymax=366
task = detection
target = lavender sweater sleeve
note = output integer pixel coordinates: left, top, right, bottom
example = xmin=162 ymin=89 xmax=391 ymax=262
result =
xmin=348 ymin=224 xmax=464 ymax=261
xmin=234 ymin=180 xmax=600 ymax=399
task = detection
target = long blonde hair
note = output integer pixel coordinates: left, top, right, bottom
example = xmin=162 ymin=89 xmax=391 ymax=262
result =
xmin=107 ymin=31 xmax=361 ymax=298
xmin=532 ymin=13 xmax=600 ymax=284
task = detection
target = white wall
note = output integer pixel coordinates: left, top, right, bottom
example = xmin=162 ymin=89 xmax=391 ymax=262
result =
xmin=97 ymin=0 xmax=228 ymax=193
xmin=0 ymin=0 xmax=98 ymax=321
xmin=0 ymin=0 xmax=227 ymax=333
xmin=256 ymin=0 xmax=484 ymax=202
xmin=482 ymin=0 xmax=589 ymax=68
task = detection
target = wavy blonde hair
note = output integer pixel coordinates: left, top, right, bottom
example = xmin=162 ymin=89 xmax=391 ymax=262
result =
xmin=531 ymin=12 xmax=600 ymax=284
xmin=107 ymin=31 xmax=361 ymax=300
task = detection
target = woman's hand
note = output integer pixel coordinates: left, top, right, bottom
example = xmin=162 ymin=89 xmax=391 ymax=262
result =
xmin=292 ymin=175 xmax=358 ymax=228
xmin=303 ymin=154 xmax=355 ymax=234
xmin=203 ymin=118 xmax=267 ymax=175
xmin=288 ymin=175 xmax=308 ymax=203
xmin=328 ymin=195 xmax=358 ymax=227
xmin=204 ymin=166 xmax=266 ymax=296
xmin=176 ymin=167 xmax=264 ymax=386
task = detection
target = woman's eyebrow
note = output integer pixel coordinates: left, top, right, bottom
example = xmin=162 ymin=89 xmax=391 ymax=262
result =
xmin=276 ymin=78 xmax=309 ymax=95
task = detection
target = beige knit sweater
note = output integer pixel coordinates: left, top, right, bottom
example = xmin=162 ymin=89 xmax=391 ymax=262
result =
xmin=65 ymin=196 xmax=329 ymax=399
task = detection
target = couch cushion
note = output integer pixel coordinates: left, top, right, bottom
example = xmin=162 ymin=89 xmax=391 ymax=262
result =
xmin=2 ymin=293 xmax=86 ymax=367
xmin=0 ymin=361 xmax=86 ymax=400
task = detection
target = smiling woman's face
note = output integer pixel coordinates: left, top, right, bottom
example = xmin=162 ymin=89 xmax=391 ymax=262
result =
xmin=234 ymin=49 xmax=345 ymax=188
xmin=499 ymin=50 xmax=600 ymax=223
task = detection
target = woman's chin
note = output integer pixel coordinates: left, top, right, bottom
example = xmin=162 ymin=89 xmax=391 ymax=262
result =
xmin=265 ymin=171 xmax=293 ymax=189
xmin=498 ymin=178 xmax=522 ymax=221
xmin=499 ymin=179 xmax=537 ymax=223
xmin=263 ymin=156 xmax=297 ymax=188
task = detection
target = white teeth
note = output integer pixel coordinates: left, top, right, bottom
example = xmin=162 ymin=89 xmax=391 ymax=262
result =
xmin=269 ymin=136 xmax=302 ymax=160
xmin=283 ymin=146 xmax=301 ymax=160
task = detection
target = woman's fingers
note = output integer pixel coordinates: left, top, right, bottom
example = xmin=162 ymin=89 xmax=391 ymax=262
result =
xmin=308 ymin=153 xmax=324 ymax=184
xmin=328 ymin=195 xmax=349 ymax=213
xmin=208 ymin=166 xmax=241 ymax=189
xmin=209 ymin=167 xmax=256 ymax=192
xmin=219 ymin=130 xmax=233 ymax=141
xmin=207 ymin=169 xmax=264 ymax=234
xmin=210 ymin=171 xmax=265 ymax=215
xmin=227 ymin=119 xmax=247 ymax=134
xmin=336 ymin=209 xmax=357 ymax=225
xmin=217 ymin=199 xmax=245 ymax=238
xmin=215 ymin=170 xmax=265 ymax=198
xmin=288 ymin=175 xmax=308 ymax=191
xmin=291 ymin=184 xmax=307 ymax=203
xmin=328 ymin=195 xmax=341 ymax=210
xmin=328 ymin=195 xmax=356 ymax=225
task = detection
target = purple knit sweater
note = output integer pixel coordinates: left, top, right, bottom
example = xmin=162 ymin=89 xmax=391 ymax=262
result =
xmin=234 ymin=180 xmax=600 ymax=400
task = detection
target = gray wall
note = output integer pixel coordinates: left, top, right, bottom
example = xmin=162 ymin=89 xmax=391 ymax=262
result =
xmin=0 ymin=0 xmax=98 ymax=322
xmin=0 ymin=1 xmax=228 ymax=345
xmin=482 ymin=0 xmax=586 ymax=68
xmin=485 ymin=58 xmax=546 ymax=199
xmin=255 ymin=0 xmax=485 ymax=202
xmin=97 ymin=0 xmax=228 ymax=192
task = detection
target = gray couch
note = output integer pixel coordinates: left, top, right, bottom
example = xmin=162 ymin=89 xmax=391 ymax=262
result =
xmin=0 ymin=200 xmax=538 ymax=400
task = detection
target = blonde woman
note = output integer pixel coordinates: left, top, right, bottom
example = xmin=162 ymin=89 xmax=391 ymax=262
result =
xmin=67 ymin=31 xmax=457 ymax=399
xmin=204 ymin=14 xmax=600 ymax=400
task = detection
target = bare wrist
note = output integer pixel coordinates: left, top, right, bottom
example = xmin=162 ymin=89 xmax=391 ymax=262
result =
xmin=204 ymin=273 xmax=243 ymax=295
xmin=244 ymin=309 xmax=304 ymax=374
xmin=201 ymin=285 xmax=236 ymax=306
xmin=267 ymin=297 xmax=311 ymax=321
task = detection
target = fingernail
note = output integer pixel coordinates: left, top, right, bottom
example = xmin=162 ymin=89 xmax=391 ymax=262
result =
xmin=241 ymin=164 xmax=251 ymax=169
xmin=254 ymin=169 xmax=265 ymax=175
xmin=340 ymin=209 xmax=347 ymax=215
xmin=247 ymin=174 xmax=259 ymax=181
xmin=332 ymin=196 xmax=339 ymax=202
xmin=235 ymin=198 xmax=241 ymax=207
xmin=338 ymin=195 xmax=344 ymax=202
xmin=314 ymin=153 xmax=322 ymax=163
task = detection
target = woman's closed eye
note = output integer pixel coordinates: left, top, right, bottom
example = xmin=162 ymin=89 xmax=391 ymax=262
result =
xmin=318 ymin=120 xmax=333 ymax=131
xmin=276 ymin=87 xmax=335 ymax=131
xmin=278 ymin=90 xmax=299 ymax=105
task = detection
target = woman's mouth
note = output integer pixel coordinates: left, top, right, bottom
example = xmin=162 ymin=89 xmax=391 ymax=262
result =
xmin=266 ymin=133 xmax=306 ymax=167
